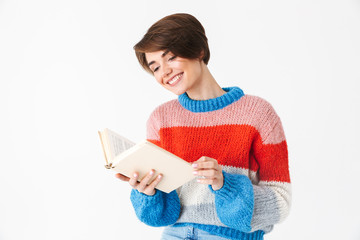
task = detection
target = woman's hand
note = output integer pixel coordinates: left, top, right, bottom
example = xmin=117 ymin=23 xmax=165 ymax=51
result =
xmin=115 ymin=170 xmax=163 ymax=196
xmin=192 ymin=156 xmax=224 ymax=191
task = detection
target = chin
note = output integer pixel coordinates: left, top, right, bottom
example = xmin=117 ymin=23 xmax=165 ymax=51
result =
xmin=173 ymin=88 xmax=188 ymax=96
xmin=166 ymin=86 xmax=187 ymax=96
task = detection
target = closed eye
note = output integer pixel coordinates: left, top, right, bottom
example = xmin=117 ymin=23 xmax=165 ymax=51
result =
xmin=168 ymin=56 xmax=177 ymax=61
xmin=152 ymin=55 xmax=176 ymax=73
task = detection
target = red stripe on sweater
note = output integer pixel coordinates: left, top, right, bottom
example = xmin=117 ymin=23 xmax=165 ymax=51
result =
xmin=254 ymin=140 xmax=290 ymax=183
xmin=149 ymin=125 xmax=289 ymax=183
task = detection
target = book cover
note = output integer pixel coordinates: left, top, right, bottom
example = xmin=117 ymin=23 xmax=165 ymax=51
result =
xmin=98 ymin=128 xmax=195 ymax=193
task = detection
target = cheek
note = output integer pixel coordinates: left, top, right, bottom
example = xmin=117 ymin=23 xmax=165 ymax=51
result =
xmin=171 ymin=61 xmax=182 ymax=69
xmin=154 ymin=75 xmax=163 ymax=84
xmin=187 ymin=63 xmax=201 ymax=78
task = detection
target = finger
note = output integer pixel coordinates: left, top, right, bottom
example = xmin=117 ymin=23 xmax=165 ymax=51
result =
xmin=148 ymin=174 xmax=163 ymax=188
xmin=196 ymin=177 xmax=217 ymax=185
xmin=143 ymin=174 xmax=163 ymax=195
xmin=115 ymin=173 xmax=130 ymax=182
xmin=193 ymin=160 xmax=218 ymax=170
xmin=192 ymin=156 xmax=207 ymax=165
xmin=128 ymin=172 xmax=139 ymax=188
xmin=199 ymin=156 xmax=208 ymax=161
xmin=192 ymin=156 xmax=208 ymax=168
xmin=194 ymin=169 xmax=218 ymax=177
xmin=137 ymin=170 xmax=155 ymax=192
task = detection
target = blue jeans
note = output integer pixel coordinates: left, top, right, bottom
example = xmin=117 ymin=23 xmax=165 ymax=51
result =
xmin=161 ymin=226 xmax=230 ymax=240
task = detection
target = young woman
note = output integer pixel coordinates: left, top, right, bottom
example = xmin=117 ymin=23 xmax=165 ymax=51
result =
xmin=115 ymin=13 xmax=291 ymax=240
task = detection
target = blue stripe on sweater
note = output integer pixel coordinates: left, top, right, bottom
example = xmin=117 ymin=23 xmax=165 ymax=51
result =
xmin=130 ymin=189 xmax=180 ymax=227
xmin=178 ymin=87 xmax=244 ymax=112
xmin=209 ymin=171 xmax=254 ymax=232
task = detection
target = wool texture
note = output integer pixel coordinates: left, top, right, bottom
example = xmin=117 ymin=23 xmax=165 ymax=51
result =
xmin=130 ymin=87 xmax=291 ymax=240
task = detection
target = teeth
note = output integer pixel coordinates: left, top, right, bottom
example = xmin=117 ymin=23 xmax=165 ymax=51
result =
xmin=168 ymin=74 xmax=182 ymax=85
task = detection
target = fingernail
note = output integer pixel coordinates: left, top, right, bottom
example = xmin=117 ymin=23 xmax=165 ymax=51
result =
xmin=192 ymin=163 xmax=198 ymax=168
xmin=158 ymin=175 xmax=162 ymax=179
xmin=196 ymin=179 xmax=201 ymax=183
xmin=133 ymin=173 xmax=137 ymax=178
xmin=193 ymin=171 xmax=198 ymax=175
xmin=149 ymin=170 xmax=154 ymax=175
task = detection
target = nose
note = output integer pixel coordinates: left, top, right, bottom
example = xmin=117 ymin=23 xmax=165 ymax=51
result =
xmin=161 ymin=65 xmax=172 ymax=78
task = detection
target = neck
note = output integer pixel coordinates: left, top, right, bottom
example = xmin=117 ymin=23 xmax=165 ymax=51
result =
xmin=186 ymin=63 xmax=226 ymax=100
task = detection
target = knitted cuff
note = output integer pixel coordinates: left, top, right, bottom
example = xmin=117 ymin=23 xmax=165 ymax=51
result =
xmin=208 ymin=171 xmax=254 ymax=232
xmin=131 ymin=188 xmax=163 ymax=205
xmin=130 ymin=189 xmax=180 ymax=227
xmin=208 ymin=171 xmax=253 ymax=200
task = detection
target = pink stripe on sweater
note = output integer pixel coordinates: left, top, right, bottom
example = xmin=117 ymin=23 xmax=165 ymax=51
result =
xmin=147 ymin=95 xmax=285 ymax=144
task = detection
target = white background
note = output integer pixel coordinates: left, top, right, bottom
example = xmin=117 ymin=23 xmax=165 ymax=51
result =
xmin=1 ymin=0 xmax=360 ymax=239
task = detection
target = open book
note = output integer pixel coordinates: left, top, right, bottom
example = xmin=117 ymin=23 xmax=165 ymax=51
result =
xmin=98 ymin=128 xmax=195 ymax=193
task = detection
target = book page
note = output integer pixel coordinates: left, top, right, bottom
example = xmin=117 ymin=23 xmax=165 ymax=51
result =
xmin=106 ymin=129 xmax=136 ymax=158
xmin=112 ymin=141 xmax=195 ymax=193
xmin=99 ymin=128 xmax=196 ymax=193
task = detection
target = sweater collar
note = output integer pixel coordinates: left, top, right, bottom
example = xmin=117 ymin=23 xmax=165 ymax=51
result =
xmin=178 ymin=87 xmax=244 ymax=113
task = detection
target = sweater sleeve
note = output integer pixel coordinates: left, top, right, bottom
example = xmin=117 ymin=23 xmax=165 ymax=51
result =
xmin=208 ymin=171 xmax=254 ymax=232
xmin=129 ymin=108 xmax=181 ymax=227
xmin=210 ymin=100 xmax=291 ymax=232
xmin=249 ymin=120 xmax=291 ymax=231
xmin=130 ymin=189 xmax=181 ymax=226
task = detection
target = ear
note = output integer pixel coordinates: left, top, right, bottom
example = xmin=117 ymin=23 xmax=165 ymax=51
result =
xmin=198 ymin=50 xmax=205 ymax=62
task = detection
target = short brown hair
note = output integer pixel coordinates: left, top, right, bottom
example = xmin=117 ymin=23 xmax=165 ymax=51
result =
xmin=134 ymin=13 xmax=210 ymax=74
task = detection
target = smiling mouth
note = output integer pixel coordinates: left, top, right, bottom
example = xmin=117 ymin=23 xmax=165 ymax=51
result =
xmin=167 ymin=73 xmax=183 ymax=86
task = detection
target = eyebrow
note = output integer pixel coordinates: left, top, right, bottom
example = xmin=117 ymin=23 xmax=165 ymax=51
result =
xmin=148 ymin=50 xmax=170 ymax=67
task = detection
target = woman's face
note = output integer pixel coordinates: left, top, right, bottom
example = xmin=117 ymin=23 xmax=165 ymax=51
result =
xmin=145 ymin=50 xmax=203 ymax=96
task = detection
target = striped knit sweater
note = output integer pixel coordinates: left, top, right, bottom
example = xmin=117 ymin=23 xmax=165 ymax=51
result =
xmin=130 ymin=87 xmax=291 ymax=240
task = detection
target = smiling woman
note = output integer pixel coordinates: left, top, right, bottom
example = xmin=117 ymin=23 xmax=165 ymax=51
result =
xmin=144 ymin=50 xmax=216 ymax=97
xmin=134 ymin=13 xmax=210 ymax=74
xmin=115 ymin=13 xmax=291 ymax=240
xmin=134 ymin=13 xmax=219 ymax=98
